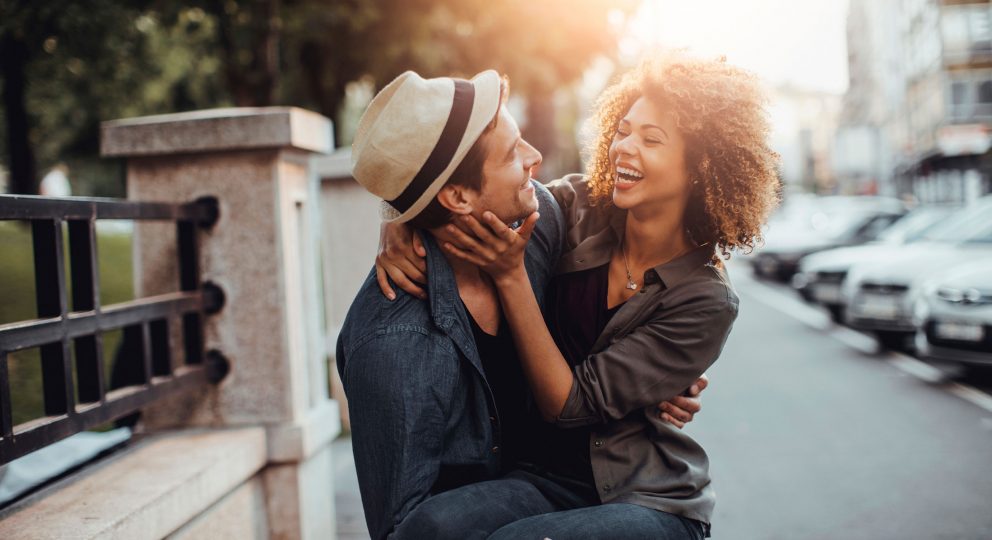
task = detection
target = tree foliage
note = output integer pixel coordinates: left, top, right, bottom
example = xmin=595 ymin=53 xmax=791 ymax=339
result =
xmin=1 ymin=0 xmax=637 ymax=194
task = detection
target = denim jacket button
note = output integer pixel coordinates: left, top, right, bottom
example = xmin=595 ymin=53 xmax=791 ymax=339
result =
xmin=492 ymin=446 xmax=500 ymax=454
xmin=490 ymin=416 xmax=497 ymax=424
xmin=594 ymin=440 xmax=604 ymax=448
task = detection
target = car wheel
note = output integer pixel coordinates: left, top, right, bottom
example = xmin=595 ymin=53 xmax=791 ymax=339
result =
xmin=827 ymin=305 xmax=845 ymax=324
xmin=875 ymin=331 xmax=908 ymax=351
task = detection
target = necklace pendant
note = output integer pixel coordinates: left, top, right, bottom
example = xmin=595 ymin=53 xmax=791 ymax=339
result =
xmin=626 ymin=280 xmax=638 ymax=291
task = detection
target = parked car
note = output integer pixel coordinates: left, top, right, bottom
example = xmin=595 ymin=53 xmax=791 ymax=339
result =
xmin=913 ymin=259 xmax=992 ymax=369
xmin=792 ymin=205 xmax=959 ymax=322
xmin=750 ymin=196 xmax=906 ymax=282
xmin=842 ymin=196 xmax=992 ymax=349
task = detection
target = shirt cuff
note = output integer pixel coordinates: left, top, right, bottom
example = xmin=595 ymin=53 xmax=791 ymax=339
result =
xmin=554 ymin=375 xmax=600 ymax=428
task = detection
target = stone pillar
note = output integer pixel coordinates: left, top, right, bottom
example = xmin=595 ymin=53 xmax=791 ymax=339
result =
xmin=312 ymin=149 xmax=383 ymax=432
xmin=101 ymin=107 xmax=340 ymax=540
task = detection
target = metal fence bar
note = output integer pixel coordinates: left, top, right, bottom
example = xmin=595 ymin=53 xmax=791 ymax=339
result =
xmin=150 ymin=319 xmax=171 ymax=377
xmin=0 ymin=291 xmax=216 ymax=352
xmin=31 ymin=219 xmax=73 ymax=417
xmin=0 ymin=363 xmax=215 ymax=464
xmin=177 ymin=219 xmax=203 ymax=365
xmin=0 ymin=352 xmax=11 ymax=439
xmin=68 ymin=219 xmax=105 ymax=404
xmin=0 ymin=194 xmax=225 ymax=466
xmin=0 ymin=196 xmax=213 ymax=223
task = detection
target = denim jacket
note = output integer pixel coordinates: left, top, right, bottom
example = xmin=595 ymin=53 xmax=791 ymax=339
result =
xmin=336 ymin=180 xmax=564 ymax=540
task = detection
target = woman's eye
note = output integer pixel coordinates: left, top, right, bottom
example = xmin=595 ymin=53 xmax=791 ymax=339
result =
xmin=615 ymin=129 xmax=629 ymax=137
xmin=645 ymin=138 xmax=662 ymax=145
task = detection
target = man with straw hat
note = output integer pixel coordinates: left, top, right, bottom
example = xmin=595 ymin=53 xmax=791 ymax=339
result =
xmin=337 ymin=69 xmax=563 ymax=540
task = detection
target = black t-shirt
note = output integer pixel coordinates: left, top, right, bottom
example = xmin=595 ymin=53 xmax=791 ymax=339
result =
xmin=463 ymin=303 xmax=542 ymax=473
xmin=537 ymin=263 xmax=621 ymax=494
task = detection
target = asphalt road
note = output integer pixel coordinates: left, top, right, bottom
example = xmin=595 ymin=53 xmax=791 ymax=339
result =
xmin=692 ymin=262 xmax=992 ymax=540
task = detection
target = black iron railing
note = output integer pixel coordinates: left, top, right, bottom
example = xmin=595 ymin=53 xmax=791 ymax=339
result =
xmin=0 ymin=194 xmax=228 ymax=464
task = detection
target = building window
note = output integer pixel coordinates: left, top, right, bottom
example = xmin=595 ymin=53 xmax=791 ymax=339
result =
xmin=979 ymin=81 xmax=992 ymax=103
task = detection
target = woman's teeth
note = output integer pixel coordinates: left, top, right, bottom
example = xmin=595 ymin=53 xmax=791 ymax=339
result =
xmin=616 ymin=166 xmax=643 ymax=183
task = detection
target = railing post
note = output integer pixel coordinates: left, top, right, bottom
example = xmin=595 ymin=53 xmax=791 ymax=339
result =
xmin=101 ymin=108 xmax=339 ymax=539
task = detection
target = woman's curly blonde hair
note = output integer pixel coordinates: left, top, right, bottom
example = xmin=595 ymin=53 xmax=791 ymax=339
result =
xmin=585 ymin=51 xmax=781 ymax=258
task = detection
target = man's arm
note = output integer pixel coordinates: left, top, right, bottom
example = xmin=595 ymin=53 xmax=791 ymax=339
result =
xmin=340 ymin=331 xmax=456 ymax=540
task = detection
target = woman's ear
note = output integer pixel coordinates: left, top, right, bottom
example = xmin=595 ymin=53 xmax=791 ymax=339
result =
xmin=436 ymin=184 xmax=476 ymax=216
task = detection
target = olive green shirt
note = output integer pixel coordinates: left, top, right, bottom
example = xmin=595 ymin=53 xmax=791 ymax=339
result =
xmin=545 ymin=174 xmax=739 ymax=528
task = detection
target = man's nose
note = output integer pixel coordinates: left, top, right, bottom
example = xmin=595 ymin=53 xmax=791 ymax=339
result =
xmin=525 ymin=143 xmax=542 ymax=169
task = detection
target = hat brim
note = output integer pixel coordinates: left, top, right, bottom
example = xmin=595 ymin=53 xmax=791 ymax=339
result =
xmin=387 ymin=70 xmax=502 ymax=223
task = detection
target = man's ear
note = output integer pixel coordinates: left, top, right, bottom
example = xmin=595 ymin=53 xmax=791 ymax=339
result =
xmin=436 ymin=184 xmax=476 ymax=216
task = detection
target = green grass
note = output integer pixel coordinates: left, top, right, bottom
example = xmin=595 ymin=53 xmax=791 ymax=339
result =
xmin=1 ymin=221 xmax=134 ymax=428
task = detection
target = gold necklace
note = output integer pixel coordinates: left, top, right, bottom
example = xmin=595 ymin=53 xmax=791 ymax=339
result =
xmin=620 ymin=239 xmax=638 ymax=290
xmin=621 ymin=239 xmax=696 ymax=291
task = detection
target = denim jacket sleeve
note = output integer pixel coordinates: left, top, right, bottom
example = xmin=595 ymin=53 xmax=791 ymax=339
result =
xmin=339 ymin=328 xmax=459 ymax=540
xmin=556 ymin=289 xmax=738 ymax=427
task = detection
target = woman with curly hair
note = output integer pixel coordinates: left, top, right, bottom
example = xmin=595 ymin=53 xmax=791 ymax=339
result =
xmin=379 ymin=51 xmax=779 ymax=539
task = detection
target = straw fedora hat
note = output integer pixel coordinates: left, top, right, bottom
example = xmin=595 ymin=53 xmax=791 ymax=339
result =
xmin=351 ymin=70 xmax=501 ymax=223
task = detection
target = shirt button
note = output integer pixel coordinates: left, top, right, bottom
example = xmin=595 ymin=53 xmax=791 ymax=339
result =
xmin=603 ymin=484 xmax=612 ymax=492
xmin=594 ymin=440 xmax=604 ymax=448
xmin=492 ymin=446 xmax=500 ymax=454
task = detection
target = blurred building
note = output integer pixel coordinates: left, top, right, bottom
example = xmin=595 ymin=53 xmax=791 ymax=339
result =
xmin=770 ymin=85 xmax=842 ymax=194
xmin=841 ymin=0 xmax=992 ymax=203
xmin=835 ymin=0 xmax=906 ymax=196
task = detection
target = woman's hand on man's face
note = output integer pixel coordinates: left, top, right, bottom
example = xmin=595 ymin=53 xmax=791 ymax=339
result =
xmin=442 ymin=211 xmax=539 ymax=281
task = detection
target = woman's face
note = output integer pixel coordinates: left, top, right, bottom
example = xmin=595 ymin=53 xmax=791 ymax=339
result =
xmin=608 ymin=96 xmax=691 ymax=213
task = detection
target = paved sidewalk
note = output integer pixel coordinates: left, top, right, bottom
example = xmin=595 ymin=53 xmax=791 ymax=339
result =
xmin=332 ymin=435 xmax=369 ymax=540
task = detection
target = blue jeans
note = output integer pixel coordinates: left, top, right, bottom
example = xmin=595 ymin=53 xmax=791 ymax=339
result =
xmin=393 ymin=469 xmax=706 ymax=540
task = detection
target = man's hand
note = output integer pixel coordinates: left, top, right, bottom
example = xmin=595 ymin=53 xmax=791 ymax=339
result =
xmin=375 ymin=221 xmax=428 ymax=301
xmin=657 ymin=374 xmax=708 ymax=429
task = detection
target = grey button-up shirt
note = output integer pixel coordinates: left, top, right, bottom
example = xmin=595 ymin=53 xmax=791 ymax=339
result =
xmin=546 ymin=174 xmax=739 ymax=527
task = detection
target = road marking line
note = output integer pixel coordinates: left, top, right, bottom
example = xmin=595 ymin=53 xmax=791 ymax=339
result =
xmin=886 ymin=354 xmax=945 ymax=384
xmin=945 ymin=382 xmax=992 ymax=414
xmin=731 ymin=262 xmax=992 ymax=414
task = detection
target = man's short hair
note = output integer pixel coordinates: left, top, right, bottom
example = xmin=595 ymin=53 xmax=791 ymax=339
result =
xmin=407 ymin=77 xmax=510 ymax=230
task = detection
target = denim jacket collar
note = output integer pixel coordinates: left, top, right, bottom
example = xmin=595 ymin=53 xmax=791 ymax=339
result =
xmin=421 ymin=231 xmax=486 ymax=377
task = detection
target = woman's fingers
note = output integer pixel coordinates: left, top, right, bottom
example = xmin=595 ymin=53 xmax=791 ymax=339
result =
xmin=412 ymin=232 xmax=427 ymax=258
xmin=659 ymin=412 xmax=685 ymax=429
xmin=480 ymin=211 xmax=514 ymax=240
xmin=396 ymin=256 xmax=427 ymax=285
xmin=375 ymin=263 xmax=397 ymax=301
xmin=385 ymin=263 xmax=427 ymax=300
xmin=514 ymin=212 xmax=540 ymax=243
xmin=443 ymin=242 xmax=490 ymax=267
xmin=446 ymin=223 xmax=498 ymax=262
xmin=459 ymin=214 xmax=503 ymax=245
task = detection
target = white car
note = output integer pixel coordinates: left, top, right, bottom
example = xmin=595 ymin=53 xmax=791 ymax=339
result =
xmin=794 ymin=205 xmax=958 ymax=322
xmin=913 ymin=259 xmax=992 ymax=368
xmin=841 ymin=196 xmax=992 ymax=349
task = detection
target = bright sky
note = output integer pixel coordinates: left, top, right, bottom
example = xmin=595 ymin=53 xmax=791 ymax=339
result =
xmin=623 ymin=0 xmax=850 ymax=94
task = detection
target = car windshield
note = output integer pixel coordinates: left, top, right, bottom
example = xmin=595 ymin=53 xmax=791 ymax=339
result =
xmin=922 ymin=198 xmax=992 ymax=242
xmin=876 ymin=206 xmax=957 ymax=244
xmin=771 ymin=197 xmax=902 ymax=239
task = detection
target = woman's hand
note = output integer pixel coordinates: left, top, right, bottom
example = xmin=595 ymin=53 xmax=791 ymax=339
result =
xmin=442 ymin=211 xmax=539 ymax=282
xmin=375 ymin=221 xmax=428 ymax=301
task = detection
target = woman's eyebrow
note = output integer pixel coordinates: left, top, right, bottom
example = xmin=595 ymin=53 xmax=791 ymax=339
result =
xmin=641 ymin=123 xmax=669 ymax=139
